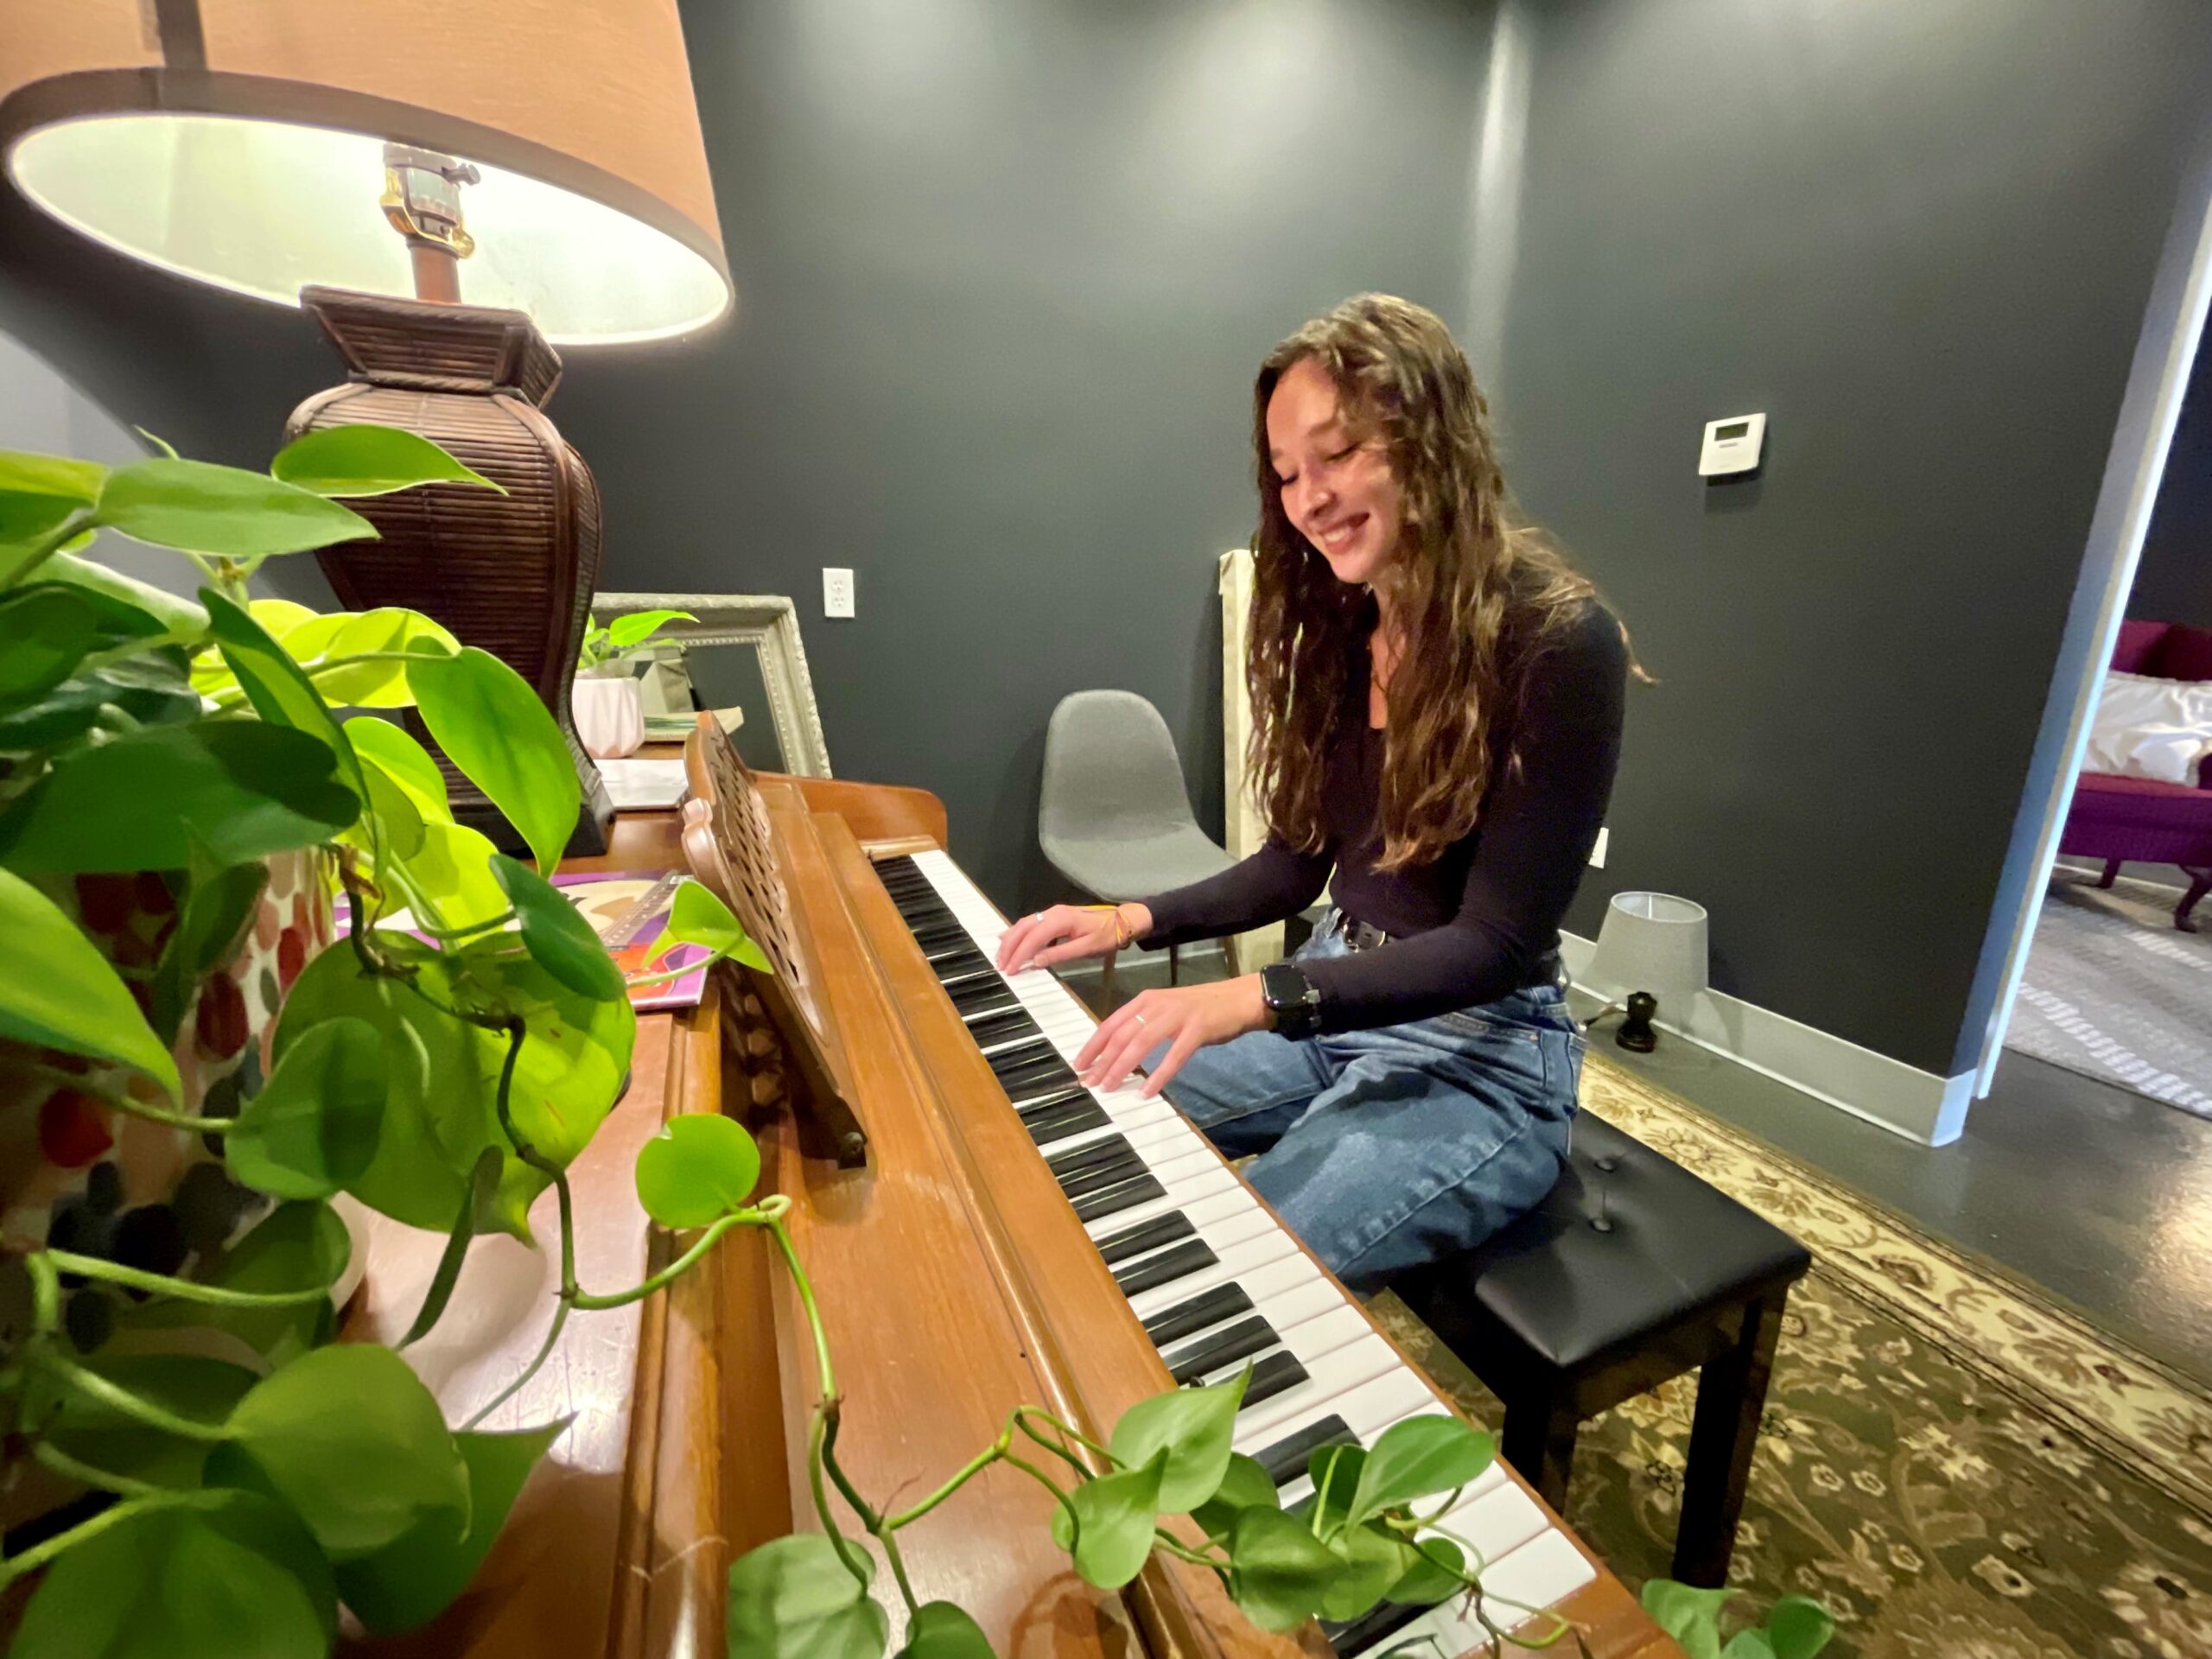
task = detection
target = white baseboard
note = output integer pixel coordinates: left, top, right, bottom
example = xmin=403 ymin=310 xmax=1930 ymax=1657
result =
xmin=1560 ymin=931 xmax=1971 ymax=1147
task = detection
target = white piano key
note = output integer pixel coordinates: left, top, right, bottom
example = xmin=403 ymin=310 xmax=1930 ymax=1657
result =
xmin=1351 ymin=1527 xmax=1596 ymax=1659
xmin=1236 ymin=1363 xmax=1443 ymax=1460
xmin=1127 ymin=1230 xmax=1305 ymax=1321
xmin=1195 ymin=1304 xmax=1381 ymax=1395
xmin=901 ymin=857 xmax=1605 ymax=1642
xmin=1232 ymin=1332 xmax=1405 ymax=1445
xmin=1046 ymin=1110 xmax=1192 ymax=1160
xmin=1241 ymin=1275 xmax=1345 ymax=1341
xmin=1409 ymin=1478 xmax=1550 ymax=1580
xmin=1086 ymin=1165 xmax=1240 ymax=1238
xmin=1142 ymin=1145 xmax=1225 ymax=1191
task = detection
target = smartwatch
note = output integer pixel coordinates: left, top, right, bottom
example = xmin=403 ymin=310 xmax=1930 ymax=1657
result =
xmin=1260 ymin=962 xmax=1323 ymax=1039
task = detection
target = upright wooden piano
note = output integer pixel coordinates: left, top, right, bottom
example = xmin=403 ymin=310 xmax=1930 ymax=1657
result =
xmin=346 ymin=736 xmax=1680 ymax=1659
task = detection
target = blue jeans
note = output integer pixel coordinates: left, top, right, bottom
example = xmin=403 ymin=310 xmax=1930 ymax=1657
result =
xmin=1154 ymin=924 xmax=1584 ymax=1294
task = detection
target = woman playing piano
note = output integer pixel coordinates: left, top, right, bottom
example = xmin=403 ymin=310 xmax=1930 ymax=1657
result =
xmin=995 ymin=292 xmax=1630 ymax=1294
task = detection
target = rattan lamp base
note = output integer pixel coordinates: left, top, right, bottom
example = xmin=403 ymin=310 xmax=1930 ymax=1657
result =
xmin=289 ymin=287 xmax=613 ymax=858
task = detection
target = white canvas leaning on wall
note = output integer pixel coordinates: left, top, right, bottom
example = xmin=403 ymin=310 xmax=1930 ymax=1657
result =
xmin=1217 ymin=546 xmax=1281 ymax=976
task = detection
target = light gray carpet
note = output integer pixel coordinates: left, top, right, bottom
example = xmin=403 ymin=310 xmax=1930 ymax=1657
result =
xmin=2005 ymin=868 xmax=2212 ymax=1120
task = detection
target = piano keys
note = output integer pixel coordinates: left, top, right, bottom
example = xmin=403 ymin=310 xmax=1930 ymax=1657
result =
xmin=868 ymin=847 xmax=1646 ymax=1658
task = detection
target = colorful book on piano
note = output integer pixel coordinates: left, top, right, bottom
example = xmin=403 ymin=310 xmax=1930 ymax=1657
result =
xmin=551 ymin=869 xmax=714 ymax=1011
xmin=334 ymin=869 xmax=715 ymax=1013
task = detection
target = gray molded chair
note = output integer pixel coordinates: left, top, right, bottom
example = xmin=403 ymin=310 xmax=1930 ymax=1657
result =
xmin=1040 ymin=690 xmax=1237 ymax=997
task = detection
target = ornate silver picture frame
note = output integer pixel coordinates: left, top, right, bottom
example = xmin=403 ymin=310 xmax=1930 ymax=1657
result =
xmin=589 ymin=592 xmax=834 ymax=778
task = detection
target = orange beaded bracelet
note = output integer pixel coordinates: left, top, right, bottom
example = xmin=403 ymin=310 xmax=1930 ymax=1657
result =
xmin=1080 ymin=903 xmax=1140 ymax=950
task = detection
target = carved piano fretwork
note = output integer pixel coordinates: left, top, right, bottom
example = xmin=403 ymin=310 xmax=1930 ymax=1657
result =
xmin=682 ymin=714 xmax=868 ymax=1166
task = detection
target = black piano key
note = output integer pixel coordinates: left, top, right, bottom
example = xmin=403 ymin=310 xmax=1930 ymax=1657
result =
xmin=1015 ymin=1085 xmax=1095 ymax=1119
xmin=1136 ymin=1276 xmax=1248 ymax=1344
xmin=993 ymin=1052 xmax=1077 ymax=1092
xmin=1071 ymin=1173 xmax=1165 ymax=1225
xmin=1237 ymin=1350 xmax=1310 ymax=1410
xmin=936 ymin=959 xmax=999 ymax=989
xmin=1252 ymin=1414 xmax=1357 ymax=1490
xmin=1045 ymin=1135 xmax=1136 ymax=1180
xmin=1026 ymin=1106 xmax=1106 ymax=1141
xmin=988 ymin=1052 xmax=1063 ymax=1088
xmin=1026 ymin=1103 xmax=1110 ymax=1146
xmin=965 ymin=1007 xmax=1038 ymax=1048
xmin=911 ymin=919 xmax=970 ymax=949
xmin=984 ymin=1036 xmax=1058 ymax=1072
xmin=1094 ymin=1210 xmax=1198 ymax=1267
xmin=1318 ymin=1599 xmax=1425 ymax=1657
xmin=1117 ymin=1238 xmax=1222 ymax=1303
xmin=1057 ymin=1150 xmax=1150 ymax=1203
xmin=1165 ymin=1315 xmax=1278 ymax=1385
xmin=948 ymin=981 xmax=1018 ymax=1015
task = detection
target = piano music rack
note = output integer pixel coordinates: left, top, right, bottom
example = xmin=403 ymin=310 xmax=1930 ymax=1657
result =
xmin=680 ymin=711 xmax=869 ymax=1165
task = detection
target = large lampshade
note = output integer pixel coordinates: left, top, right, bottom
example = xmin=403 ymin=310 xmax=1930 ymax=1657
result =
xmin=0 ymin=3 xmax=732 ymax=342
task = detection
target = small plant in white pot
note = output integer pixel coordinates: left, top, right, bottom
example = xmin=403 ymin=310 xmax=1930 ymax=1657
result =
xmin=571 ymin=609 xmax=693 ymax=760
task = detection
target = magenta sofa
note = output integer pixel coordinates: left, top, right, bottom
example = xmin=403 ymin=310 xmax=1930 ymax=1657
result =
xmin=2059 ymin=619 xmax=2212 ymax=931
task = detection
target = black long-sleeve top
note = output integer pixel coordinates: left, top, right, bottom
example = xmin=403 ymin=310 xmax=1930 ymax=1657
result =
xmin=1139 ymin=599 xmax=1627 ymax=1032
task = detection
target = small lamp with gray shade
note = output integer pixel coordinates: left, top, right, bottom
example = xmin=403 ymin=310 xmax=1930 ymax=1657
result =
xmin=1580 ymin=892 xmax=1710 ymax=1052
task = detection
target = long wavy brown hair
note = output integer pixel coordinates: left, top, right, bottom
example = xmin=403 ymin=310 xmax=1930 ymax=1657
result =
xmin=1247 ymin=293 xmax=1618 ymax=870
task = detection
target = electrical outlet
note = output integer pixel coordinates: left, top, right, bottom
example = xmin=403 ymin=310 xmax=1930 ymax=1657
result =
xmin=1590 ymin=826 xmax=1609 ymax=868
xmin=823 ymin=567 xmax=855 ymax=619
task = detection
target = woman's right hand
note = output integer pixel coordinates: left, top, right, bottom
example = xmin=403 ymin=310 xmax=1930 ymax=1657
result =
xmin=995 ymin=903 xmax=1148 ymax=975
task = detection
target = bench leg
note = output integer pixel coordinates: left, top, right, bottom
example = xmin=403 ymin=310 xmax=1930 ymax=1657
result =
xmin=1101 ymin=949 xmax=1117 ymax=1007
xmin=2178 ymin=867 xmax=2209 ymax=934
xmin=1500 ymin=1392 xmax=1580 ymax=1513
xmin=1169 ymin=942 xmax=1181 ymax=985
xmin=1674 ymin=1291 xmax=1788 ymax=1586
xmin=2098 ymin=856 xmax=2122 ymax=890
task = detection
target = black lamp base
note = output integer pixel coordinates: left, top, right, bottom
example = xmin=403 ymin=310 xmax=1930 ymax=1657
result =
xmin=1615 ymin=990 xmax=1660 ymax=1052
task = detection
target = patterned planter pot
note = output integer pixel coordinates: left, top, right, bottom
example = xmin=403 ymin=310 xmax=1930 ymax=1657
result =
xmin=1 ymin=848 xmax=337 ymax=1351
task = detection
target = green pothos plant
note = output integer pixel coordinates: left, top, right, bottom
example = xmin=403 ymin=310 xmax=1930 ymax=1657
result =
xmin=0 ymin=429 xmax=1831 ymax=1659
xmin=0 ymin=427 xmax=762 ymax=1655
xmin=577 ymin=607 xmax=696 ymax=675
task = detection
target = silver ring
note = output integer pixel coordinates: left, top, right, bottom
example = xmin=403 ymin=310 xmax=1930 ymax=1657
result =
xmin=1132 ymin=1013 xmax=1147 ymax=1026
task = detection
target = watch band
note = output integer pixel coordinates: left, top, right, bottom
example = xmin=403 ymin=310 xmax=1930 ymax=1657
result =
xmin=1261 ymin=962 xmax=1323 ymax=1038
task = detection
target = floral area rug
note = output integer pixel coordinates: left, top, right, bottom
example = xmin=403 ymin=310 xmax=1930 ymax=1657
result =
xmin=1370 ymin=1055 xmax=2212 ymax=1659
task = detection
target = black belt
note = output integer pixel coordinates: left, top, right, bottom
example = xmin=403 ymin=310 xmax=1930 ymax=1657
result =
xmin=1324 ymin=909 xmax=1565 ymax=989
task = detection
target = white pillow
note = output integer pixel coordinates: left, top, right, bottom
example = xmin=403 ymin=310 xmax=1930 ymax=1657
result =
xmin=2083 ymin=671 xmax=2212 ymax=786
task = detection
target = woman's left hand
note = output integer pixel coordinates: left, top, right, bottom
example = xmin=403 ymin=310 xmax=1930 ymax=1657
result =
xmin=1077 ymin=975 xmax=1271 ymax=1097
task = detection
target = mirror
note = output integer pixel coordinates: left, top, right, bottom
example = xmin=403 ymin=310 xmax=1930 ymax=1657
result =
xmin=588 ymin=592 xmax=833 ymax=777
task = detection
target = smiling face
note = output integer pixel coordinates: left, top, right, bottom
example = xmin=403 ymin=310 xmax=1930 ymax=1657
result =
xmin=1264 ymin=355 xmax=1405 ymax=590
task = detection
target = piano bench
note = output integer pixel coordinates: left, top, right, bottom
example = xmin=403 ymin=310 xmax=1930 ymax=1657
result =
xmin=1391 ymin=1113 xmax=1811 ymax=1588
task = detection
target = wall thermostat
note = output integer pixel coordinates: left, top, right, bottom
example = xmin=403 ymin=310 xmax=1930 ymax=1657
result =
xmin=1698 ymin=411 xmax=1766 ymax=478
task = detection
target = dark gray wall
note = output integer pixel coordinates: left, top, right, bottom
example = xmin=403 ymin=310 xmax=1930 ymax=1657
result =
xmin=10 ymin=0 xmax=2212 ymax=1082
xmin=561 ymin=0 xmax=1489 ymax=909
xmin=1483 ymin=0 xmax=2212 ymax=1074
xmin=0 ymin=0 xmax=1490 ymax=917
xmin=2133 ymin=334 xmax=2212 ymax=629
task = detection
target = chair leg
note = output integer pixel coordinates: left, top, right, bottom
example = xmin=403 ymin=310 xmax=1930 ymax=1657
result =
xmin=1500 ymin=1390 xmax=1581 ymax=1513
xmin=1169 ymin=943 xmax=1181 ymax=986
xmin=2177 ymin=867 xmax=2209 ymax=934
xmin=2098 ymin=857 xmax=2123 ymax=890
xmin=1674 ymin=1292 xmax=1789 ymax=1587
